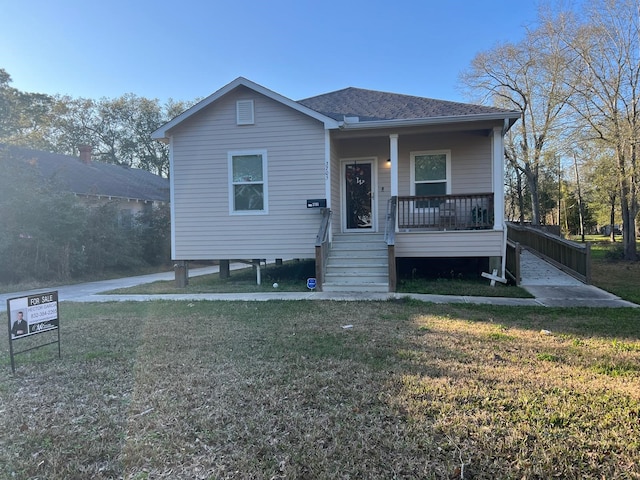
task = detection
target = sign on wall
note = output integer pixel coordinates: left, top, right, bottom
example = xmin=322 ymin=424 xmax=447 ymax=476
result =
xmin=6 ymin=291 xmax=61 ymax=373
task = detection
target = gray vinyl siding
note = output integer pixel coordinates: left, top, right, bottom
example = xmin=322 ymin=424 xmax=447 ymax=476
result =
xmin=397 ymin=131 xmax=492 ymax=196
xmin=332 ymin=131 xmax=491 ymax=234
xmin=170 ymin=87 xmax=327 ymax=260
xmin=395 ymin=230 xmax=504 ymax=257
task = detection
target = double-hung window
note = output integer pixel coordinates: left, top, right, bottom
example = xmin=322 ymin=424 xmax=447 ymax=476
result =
xmin=229 ymin=150 xmax=268 ymax=214
xmin=410 ymin=150 xmax=451 ymax=207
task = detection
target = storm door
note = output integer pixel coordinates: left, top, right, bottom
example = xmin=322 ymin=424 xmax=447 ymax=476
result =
xmin=342 ymin=159 xmax=377 ymax=231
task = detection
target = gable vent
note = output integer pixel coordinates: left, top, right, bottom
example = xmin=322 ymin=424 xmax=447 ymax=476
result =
xmin=236 ymin=100 xmax=255 ymax=125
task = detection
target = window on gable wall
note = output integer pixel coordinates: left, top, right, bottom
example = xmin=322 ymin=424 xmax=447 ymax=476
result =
xmin=229 ymin=150 xmax=268 ymax=214
xmin=410 ymin=150 xmax=451 ymax=207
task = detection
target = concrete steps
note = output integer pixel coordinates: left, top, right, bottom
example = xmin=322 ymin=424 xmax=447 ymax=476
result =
xmin=322 ymin=233 xmax=389 ymax=293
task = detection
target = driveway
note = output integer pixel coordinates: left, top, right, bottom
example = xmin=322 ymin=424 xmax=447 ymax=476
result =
xmin=0 ymin=266 xmax=220 ymax=313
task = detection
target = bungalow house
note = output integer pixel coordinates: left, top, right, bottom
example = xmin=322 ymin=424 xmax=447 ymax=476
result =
xmin=152 ymin=77 xmax=520 ymax=292
xmin=1 ymin=144 xmax=170 ymax=223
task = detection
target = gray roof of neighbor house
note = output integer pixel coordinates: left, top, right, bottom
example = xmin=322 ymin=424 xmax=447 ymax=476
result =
xmin=298 ymin=87 xmax=518 ymax=122
xmin=2 ymin=144 xmax=170 ymax=203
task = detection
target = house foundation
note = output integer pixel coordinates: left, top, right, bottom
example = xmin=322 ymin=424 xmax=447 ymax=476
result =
xmin=175 ymin=260 xmax=189 ymax=287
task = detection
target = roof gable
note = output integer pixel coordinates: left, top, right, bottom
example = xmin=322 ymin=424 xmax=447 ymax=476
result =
xmin=152 ymin=77 xmax=340 ymax=140
xmin=153 ymin=78 xmax=521 ymax=139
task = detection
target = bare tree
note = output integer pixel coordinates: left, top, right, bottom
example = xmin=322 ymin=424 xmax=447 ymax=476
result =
xmin=460 ymin=16 xmax=574 ymax=225
xmin=584 ymin=150 xmax=620 ymax=240
xmin=554 ymin=0 xmax=639 ymax=259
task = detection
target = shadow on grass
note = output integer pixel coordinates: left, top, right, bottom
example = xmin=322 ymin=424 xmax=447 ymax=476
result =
xmin=1 ymin=300 xmax=638 ymax=479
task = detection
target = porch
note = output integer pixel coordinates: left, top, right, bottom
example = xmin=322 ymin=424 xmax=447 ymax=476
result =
xmin=397 ymin=193 xmax=494 ymax=231
xmin=315 ymin=192 xmax=499 ymax=292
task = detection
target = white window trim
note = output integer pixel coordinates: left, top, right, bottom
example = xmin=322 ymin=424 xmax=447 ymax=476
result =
xmin=228 ymin=149 xmax=268 ymax=215
xmin=409 ymin=150 xmax=452 ymax=196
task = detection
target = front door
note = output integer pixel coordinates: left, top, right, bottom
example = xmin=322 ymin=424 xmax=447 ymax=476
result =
xmin=342 ymin=159 xmax=377 ymax=231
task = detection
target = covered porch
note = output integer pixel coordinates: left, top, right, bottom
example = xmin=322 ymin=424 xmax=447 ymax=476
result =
xmin=396 ymin=193 xmax=494 ymax=231
xmin=316 ymin=122 xmax=508 ymax=292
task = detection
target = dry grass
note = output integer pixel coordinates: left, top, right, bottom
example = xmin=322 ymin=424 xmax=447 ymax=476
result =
xmin=1 ymin=300 xmax=639 ymax=479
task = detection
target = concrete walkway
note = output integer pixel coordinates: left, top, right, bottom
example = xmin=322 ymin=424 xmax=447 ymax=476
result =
xmin=1 ymin=255 xmax=637 ymax=311
xmin=518 ymin=248 xmax=637 ymax=308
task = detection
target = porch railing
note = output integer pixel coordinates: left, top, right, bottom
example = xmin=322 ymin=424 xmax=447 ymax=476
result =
xmin=505 ymin=239 xmax=522 ymax=285
xmin=397 ymin=193 xmax=494 ymax=230
xmin=314 ymin=208 xmax=332 ymax=291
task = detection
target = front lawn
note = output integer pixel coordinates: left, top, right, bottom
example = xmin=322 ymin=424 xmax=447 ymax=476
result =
xmin=570 ymin=238 xmax=640 ymax=304
xmin=107 ymin=260 xmax=316 ymax=295
xmin=2 ymin=301 xmax=638 ymax=479
xmin=108 ymin=259 xmax=532 ymax=298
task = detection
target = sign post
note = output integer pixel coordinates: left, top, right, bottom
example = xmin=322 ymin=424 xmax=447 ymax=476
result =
xmin=7 ymin=290 xmax=61 ymax=373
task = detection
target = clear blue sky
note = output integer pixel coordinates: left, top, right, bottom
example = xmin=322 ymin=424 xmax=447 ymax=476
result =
xmin=1 ymin=0 xmax=543 ymax=104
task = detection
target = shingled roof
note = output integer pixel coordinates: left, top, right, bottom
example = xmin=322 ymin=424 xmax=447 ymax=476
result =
xmin=298 ymin=87 xmax=516 ymax=122
xmin=2 ymin=144 xmax=169 ymax=203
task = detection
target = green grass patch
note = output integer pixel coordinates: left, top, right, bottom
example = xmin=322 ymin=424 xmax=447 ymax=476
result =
xmin=487 ymin=331 xmax=515 ymax=341
xmin=107 ymin=260 xmax=534 ymax=298
xmin=397 ymin=277 xmax=533 ymax=297
xmin=1 ymin=301 xmax=639 ymax=479
xmin=587 ymin=241 xmax=640 ymax=304
xmin=563 ymin=237 xmax=640 ymax=304
xmin=537 ymin=352 xmax=561 ymax=362
xmin=107 ymin=260 xmax=316 ymax=294
xmin=592 ymin=361 xmax=640 ymax=377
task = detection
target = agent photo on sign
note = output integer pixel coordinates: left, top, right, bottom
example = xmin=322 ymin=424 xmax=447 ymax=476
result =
xmin=11 ymin=311 xmax=28 ymax=337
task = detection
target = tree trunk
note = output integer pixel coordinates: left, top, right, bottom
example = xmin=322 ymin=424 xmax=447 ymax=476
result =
xmin=573 ymin=155 xmax=585 ymax=242
xmin=609 ymin=198 xmax=616 ymax=242
xmin=617 ymin=149 xmax=638 ymax=260
xmin=528 ymin=177 xmax=541 ymax=226
xmin=517 ymin=169 xmax=526 ymax=224
xmin=523 ymin=163 xmax=540 ymax=225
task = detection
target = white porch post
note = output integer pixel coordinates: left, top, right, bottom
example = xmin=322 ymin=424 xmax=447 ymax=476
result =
xmin=492 ymin=127 xmax=504 ymax=229
xmin=390 ymin=134 xmax=399 ymax=196
xmin=324 ymin=130 xmax=331 ymax=207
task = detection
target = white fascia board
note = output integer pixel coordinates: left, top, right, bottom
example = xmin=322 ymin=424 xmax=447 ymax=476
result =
xmin=152 ymin=77 xmax=339 ymax=140
xmin=338 ymin=112 xmax=521 ymax=131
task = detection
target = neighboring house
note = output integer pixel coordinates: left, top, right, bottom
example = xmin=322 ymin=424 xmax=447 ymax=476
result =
xmin=2 ymin=144 xmax=170 ymax=222
xmin=152 ymin=77 xmax=520 ymax=292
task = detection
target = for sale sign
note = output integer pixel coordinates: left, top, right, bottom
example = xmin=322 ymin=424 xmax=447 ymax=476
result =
xmin=7 ymin=291 xmax=61 ymax=373
xmin=8 ymin=291 xmax=59 ymax=338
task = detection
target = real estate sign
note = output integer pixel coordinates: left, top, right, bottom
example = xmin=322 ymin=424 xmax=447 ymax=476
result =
xmin=6 ymin=291 xmax=61 ymax=373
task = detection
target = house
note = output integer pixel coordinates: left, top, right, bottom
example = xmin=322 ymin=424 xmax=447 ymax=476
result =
xmin=152 ymin=77 xmax=520 ymax=292
xmin=1 ymin=143 xmax=170 ymax=222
